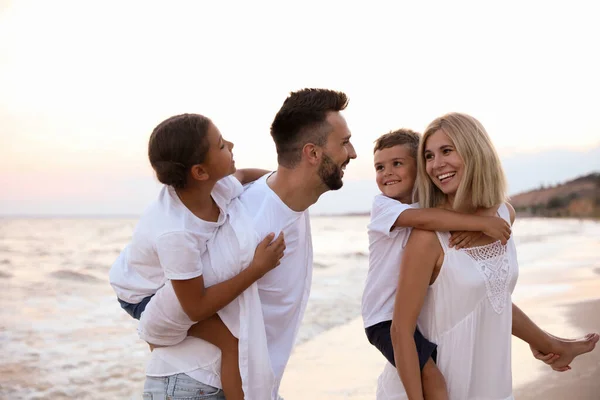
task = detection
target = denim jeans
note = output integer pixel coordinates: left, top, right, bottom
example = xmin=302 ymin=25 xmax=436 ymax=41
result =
xmin=143 ymin=374 xmax=226 ymax=400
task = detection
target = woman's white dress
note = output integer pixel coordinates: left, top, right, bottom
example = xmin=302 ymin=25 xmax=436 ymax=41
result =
xmin=377 ymin=203 xmax=519 ymax=400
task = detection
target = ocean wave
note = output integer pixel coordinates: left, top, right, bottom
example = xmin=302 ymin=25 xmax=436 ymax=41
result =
xmin=34 ymin=249 xmax=51 ymax=257
xmin=344 ymin=251 xmax=368 ymax=258
xmin=313 ymin=262 xmax=329 ymax=269
xmin=0 ymin=271 xmax=13 ymax=279
xmin=515 ymin=227 xmax=585 ymax=244
xmin=83 ymin=262 xmax=111 ymax=271
xmin=50 ymin=270 xmax=101 ymax=283
xmin=87 ymin=248 xmax=115 ymax=256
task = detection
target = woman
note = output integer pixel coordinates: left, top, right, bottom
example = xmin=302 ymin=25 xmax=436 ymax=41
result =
xmin=377 ymin=113 xmax=598 ymax=399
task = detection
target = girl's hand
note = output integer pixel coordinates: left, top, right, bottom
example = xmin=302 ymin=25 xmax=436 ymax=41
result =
xmin=249 ymin=232 xmax=285 ymax=277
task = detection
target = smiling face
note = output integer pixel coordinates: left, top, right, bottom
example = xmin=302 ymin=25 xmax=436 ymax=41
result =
xmin=318 ymin=112 xmax=357 ymax=190
xmin=374 ymin=144 xmax=417 ymax=203
xmin=423 ymin=129 xmax=464 ymax=200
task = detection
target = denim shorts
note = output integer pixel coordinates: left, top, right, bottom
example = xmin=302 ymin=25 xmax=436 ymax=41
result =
xmin=365 ymin=320 xmax=437 ymax=370
xmin=118 ymin=294 xmax=154 ymax=320
xmin=143 ymin=374 xmax=225 ymax=400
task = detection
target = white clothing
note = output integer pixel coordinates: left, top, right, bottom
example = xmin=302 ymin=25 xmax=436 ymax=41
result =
xmin=146 ymin=174 xmax=313 ymax=400
xmin=241 ymin=174 xmax=313 ymax=396
xmin=111 ymin=175 xmax=277 ymax=398
xmin=377 ymin=203 xmax=519 ymax=400
xmin=109 ymin=176 xmax=242 ymax=303
xmin=362 ymin=195 xmax=415 ymax=328
xmin=146 ymin=183 xmax=276 ymax=399
xmin=136 ymin=191 xmax=257 ymax=345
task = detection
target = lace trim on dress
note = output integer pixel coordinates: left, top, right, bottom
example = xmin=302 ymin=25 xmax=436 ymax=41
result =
xmin=462 ymin=241 xmax=511 ymax=314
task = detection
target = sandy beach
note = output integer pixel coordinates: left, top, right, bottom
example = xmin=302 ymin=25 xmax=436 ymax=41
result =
xmin=514 ymin=299 xmax=600 ymax=400
xmin=280 ymin=251 xmax=600 ymax=399
xmin=1 ymin=217 xmax=598 ymax=399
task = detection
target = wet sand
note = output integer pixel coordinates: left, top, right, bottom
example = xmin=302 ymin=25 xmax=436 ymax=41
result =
xmin=279 ymin=264 xmax=600 ymax=399
xmin=514 ymin=299 xmax=600 ymax=400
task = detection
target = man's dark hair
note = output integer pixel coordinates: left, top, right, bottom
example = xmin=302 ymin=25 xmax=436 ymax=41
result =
xmin=148 ymin=113 xmax=211 ymax=189
xmin=373 ymin=129 xmax=421 ymax=158
xmin=270 ymin=88 xmax=349 ymax=168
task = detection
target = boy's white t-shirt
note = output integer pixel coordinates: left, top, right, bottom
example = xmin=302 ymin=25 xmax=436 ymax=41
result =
xmin=145 ymin=173 xmax=313 ymax=399
xmin=109 ymin=176 xmax=243 ymax=304
xmin=361 ymin=194 xmax=417 ymax=329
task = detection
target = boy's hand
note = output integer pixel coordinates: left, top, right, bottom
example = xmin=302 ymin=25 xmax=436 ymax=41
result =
xmin=450 ymin=216 xmax=511 ymax=249
xmin=249 ymin=232 xmax=285 ymax=277
xmin=480 ymin=216 xmax=511 ymax=245
xmin=449 ymin=231 xmax=482 ymax=249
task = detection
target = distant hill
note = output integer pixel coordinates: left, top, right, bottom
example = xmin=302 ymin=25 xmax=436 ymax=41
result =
xmin=502 ymin=145 xmax=600 ymax=195
xmin=510 ymin=172 xmax=600 ymax=218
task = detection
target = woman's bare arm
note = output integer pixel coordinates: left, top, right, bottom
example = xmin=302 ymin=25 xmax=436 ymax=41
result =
xmin=390 ymin=228 xmax=443 ymax=400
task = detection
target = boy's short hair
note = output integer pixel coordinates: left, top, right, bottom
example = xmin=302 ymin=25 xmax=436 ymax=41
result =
xmin=373 ymin=129 xmax=421 ymax=158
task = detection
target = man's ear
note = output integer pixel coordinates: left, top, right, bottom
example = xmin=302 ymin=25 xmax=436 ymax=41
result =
xmin=190 ymin=164 xmax=210 ymax=181
xmin=302 ymin=143 xmax=321 ymax=166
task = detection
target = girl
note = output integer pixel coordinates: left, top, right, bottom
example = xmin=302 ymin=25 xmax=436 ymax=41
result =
xmin=110 ymin=113 xmax=284 ymax=399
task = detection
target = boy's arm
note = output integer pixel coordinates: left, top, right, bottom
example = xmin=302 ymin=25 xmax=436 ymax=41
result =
xmin=450 ymin=202 xmax=516 ymax=248
xmin=233 ymin=168 xmax=270 ymax=185
xmin=394 ymin=208 xmax=511 ymax=245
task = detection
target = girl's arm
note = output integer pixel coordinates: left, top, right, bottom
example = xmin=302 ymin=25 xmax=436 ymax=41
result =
xmin=233 ymin=168 xmax=270 ymax=185
xmin=173 ymin=232 xmax=284 ymax=322
xmin=390 ymin=229 xmax=443 ymax=400
xmin=394 ymin=208 xmax=511 ymax=245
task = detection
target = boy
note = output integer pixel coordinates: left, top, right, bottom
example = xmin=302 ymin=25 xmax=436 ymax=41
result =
xmin=362 ymin=129 xmax=512 ymax=398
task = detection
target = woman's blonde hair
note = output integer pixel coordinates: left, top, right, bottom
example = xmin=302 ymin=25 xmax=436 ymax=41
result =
xmin=417 ymin=112 xmax=508 ymax=211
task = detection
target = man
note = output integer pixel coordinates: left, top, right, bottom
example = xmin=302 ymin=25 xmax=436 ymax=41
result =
xmin=238 ymin=88 xmax=356 ymax=396
xmin=142 ymin=88 xmax=356 ymax=400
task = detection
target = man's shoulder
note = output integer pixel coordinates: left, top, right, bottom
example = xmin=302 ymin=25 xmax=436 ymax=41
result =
xmin=240 ymin=175 xmax=269 ymax=200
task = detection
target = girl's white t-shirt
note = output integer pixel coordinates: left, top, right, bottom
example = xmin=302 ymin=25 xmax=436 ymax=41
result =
xmin=109 ymin=176 xmax=243 ymax=304
xmin=146 ymin=174 xmax=314 ymax=399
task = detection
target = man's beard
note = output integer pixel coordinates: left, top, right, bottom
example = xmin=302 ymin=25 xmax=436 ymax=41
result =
xmin=318 ymin=153 xmax=346 ymax=191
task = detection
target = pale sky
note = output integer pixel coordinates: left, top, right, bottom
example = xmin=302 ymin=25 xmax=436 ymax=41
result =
xmin=1 ymin=0 xmax=599 ymax=215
